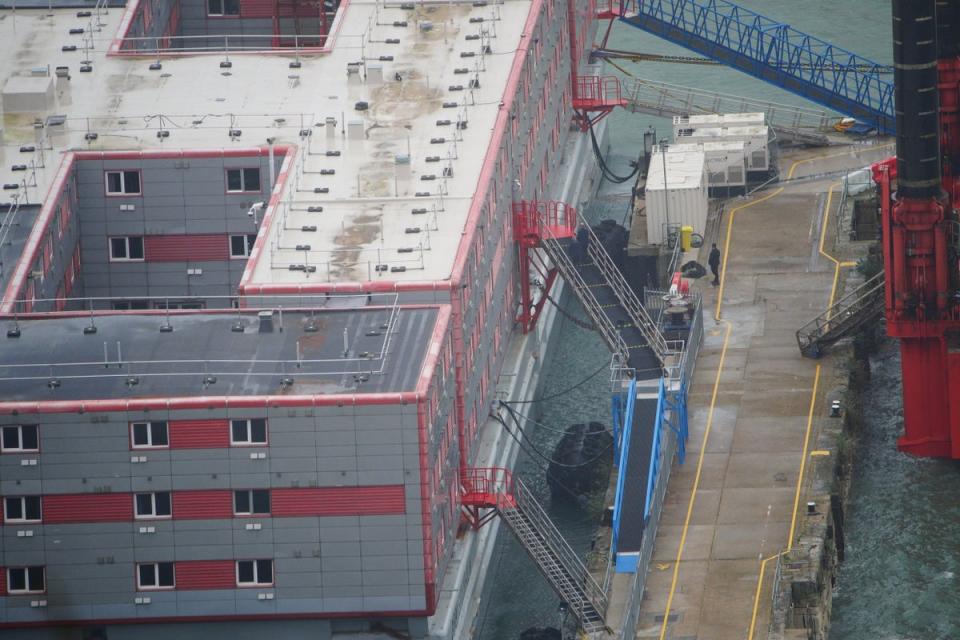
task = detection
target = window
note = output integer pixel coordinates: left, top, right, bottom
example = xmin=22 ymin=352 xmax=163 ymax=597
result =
xmin=7 ymin=567 xmax=45 ymax=594
xmin=236 ymin=560 xmax=273 ymax=586
xmin=1 ymin=425 xmax=39 ymax=452
xmin=152 ymin=300 xmax=205 ymax=310
xmin=134 ymin=492 xmax=172 ymax=519
xmin=230 ymin=419 xmax=267 ymax=445
xmin=230 ymin=234 xmax=257 ymax=259
xmin=137 ymin=562 xmax=175 ymax=590
xmin=109 ymin=236 xmax=145 ymax=261
xmin=112 ymin=300 xmax=150 ymax=311
xmin=105 ymin=170 xmax=141 ymax=195
xmin=226 ymin=168 xmax=261 ymax=193
xmin=208 ymin=0 xmax=240 ymax=15
xmin=4 ymin=496 xmax=42 ymax=523
xmin=131 ymin=421 xmax=169 ymax=449
xmin=234 ymin=489 xmax=270 ymax=516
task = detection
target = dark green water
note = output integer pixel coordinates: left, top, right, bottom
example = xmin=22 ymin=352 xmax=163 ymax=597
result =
xmin=829 ymin=343 xmax=960 ymax=640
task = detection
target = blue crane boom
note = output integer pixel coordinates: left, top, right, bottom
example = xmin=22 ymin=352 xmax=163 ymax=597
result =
xmin=617 ymin=0 xmax=895 ymax=133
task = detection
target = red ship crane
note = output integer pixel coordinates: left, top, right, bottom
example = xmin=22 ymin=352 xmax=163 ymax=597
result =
xmin=874 ymin=0 xmax=960 ymax=457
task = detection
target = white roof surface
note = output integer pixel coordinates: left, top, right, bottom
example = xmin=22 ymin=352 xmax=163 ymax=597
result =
xmin=0 ymin=0 xmax=532 ymax=286
xmin=646 ymin=147 xmax=705 ymax=191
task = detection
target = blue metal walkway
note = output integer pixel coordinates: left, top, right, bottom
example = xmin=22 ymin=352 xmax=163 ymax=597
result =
xmin=617 ymin=0 xmax=895 ymax=133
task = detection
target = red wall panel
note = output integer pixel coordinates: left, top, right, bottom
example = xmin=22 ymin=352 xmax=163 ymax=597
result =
xmin=241 ymin=0 xmax=318 ymax=18
xmin=272 ymin=486 xmax=406 ymax=517
xmin=0 ymin=567 xmax=6 ymax=595
xmin=169 ymin=419 xmax=230 ymax=449
xmin=44 ymin=494 xmax=133 ymax=523
xmin=144 ymin=234 xmax=230 ymax=263
xmin=175 ymin=560 xmax=235 ymax=590
xmin=240 ymin=0 xmax=273 ymax=17
xmin=173 ymin=490 xmax=233 ymax=520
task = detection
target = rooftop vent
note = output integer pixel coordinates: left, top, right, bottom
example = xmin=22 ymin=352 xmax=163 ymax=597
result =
xmin=258 ymin=310 xmax=275 ymax=333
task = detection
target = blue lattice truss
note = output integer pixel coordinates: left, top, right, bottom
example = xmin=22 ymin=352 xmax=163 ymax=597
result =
xmin=618 ymin=0 xmax=895 ymax=133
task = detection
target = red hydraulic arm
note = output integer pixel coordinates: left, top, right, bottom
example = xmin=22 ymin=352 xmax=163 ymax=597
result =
xmin=874 ymin=0 xmax=960 ymax=458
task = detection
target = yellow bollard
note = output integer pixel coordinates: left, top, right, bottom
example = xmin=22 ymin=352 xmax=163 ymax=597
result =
xmin=680 ymin=225 xmax=693 ymax=252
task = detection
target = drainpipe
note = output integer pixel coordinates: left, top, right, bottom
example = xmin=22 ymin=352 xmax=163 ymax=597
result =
xmin=267 ymin=137 xmax=276 ymax=193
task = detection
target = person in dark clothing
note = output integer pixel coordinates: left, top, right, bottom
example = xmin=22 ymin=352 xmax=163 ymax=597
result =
xmin=708 ymin=243 xmax=721 ymax=286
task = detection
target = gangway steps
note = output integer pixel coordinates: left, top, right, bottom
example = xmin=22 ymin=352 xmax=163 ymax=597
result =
xmin=460 ymin=469 xmax=609 ymax=635
xmin=796 ymin=272 xmax=884 ymax=357
xmin=617 ymin=0 xmax=895 ymax=133
xmin=540 ymin=232 xmax=665 ymax=374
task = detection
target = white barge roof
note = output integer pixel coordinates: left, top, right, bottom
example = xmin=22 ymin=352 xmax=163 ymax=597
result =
xmin=646 ymin=147 xmax=705 ymax=191
xmin=0 ymin=0 xmax=533 ymax=287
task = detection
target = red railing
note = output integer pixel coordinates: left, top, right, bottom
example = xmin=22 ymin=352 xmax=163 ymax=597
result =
xmin=573 ymin=75 xmax=627 ymax=109
xmin=512 ymin=201 xmax=578 ymax=244
xmin=460 ymin=467 xmax=513 ymax=506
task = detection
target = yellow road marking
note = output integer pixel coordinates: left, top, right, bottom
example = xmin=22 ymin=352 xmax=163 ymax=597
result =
xmin=747 ymin=552 xmax=785 ymax=640
xmin=657 ymin=318 xmax=732 ymax=640
xmin=810 ymin=450 xmax=831 ymax=457
xmin=788 ymin=365 xmax=821 ymax=550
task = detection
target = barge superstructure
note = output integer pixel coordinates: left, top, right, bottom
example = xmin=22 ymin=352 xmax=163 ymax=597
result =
xmin=0 ymin=1 xmax=612 ymax=637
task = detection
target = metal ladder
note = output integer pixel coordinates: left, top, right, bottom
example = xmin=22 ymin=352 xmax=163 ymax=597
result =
xmin=498 ymin=477 xmax=610 ymax=635
xmin=623 ymin=77 xmax=835 ymax=146
xmin=540 ymin=219 xmax=670 ymax=366
xmin=796 ymin=272 xmax=884 ymax=358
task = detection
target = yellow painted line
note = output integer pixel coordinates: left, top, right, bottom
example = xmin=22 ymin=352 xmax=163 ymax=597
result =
xmin=810 ymin=450 xmax=831 ymax=457
xmin=787 ymin=365 xmax=821 ymax=550
xmin=715 ymin=187 xmax=783 ymax=320
xmin=657 ymin=319 xmax=732 ymax=640
xmin=818 ymin=183 xmax=842 ymax=266
xmin=747 ymin=552 xmax=784 ymax=640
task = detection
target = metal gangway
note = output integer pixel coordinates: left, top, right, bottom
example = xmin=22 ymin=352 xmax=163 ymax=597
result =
xmin=616 ymin=0 xmax=895 ymax=133
xmin=460 ymin=468 xmax=610 ymax=635
xmin=623 ymin=77 xmax=836 ymax=145
xmin=796 ymin=272 xmax=884 ymax=358
xmin=536 ymin=213 xmax=669 ymax=375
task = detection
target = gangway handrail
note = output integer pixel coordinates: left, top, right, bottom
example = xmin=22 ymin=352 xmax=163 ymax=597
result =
xmin=579 ymin=213 xmax=671 ymax=363
xmin=540 ymin=224 xmax=632 ymax=364
xmin=508 ymin=476 xmax=609 ymax=618
xmin=624 ymin=77 xmax=836 ymax=144
xmin=796 ymin=271 xmax=884 ymax=355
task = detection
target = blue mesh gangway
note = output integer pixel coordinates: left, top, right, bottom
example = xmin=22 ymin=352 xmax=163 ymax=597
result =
xmin=616 ymin=0 xmax=895 ymax=133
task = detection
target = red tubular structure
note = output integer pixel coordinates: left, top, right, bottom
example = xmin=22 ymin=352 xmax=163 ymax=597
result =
xmin=874 ymin=0 xmax=960 ymax=457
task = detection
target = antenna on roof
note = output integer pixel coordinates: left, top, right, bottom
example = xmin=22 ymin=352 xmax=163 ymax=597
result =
xmin=160 ymin=303 xmax=173 ymax=333
xmin=7 ymin=310 xmax=21 ymax=338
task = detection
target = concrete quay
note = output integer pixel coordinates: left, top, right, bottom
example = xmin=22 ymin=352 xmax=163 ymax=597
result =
xmin=622 ymin=142 xmax=894 ymax=640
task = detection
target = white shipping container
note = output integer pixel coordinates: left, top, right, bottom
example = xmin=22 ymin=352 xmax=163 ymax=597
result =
xmin=645 ymin=147 xmax=709 ymax=245
xmin=668 ymin=141 xmax=747 ymax=187
xmin=674 ymin=124 xmax=770 ymax=171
